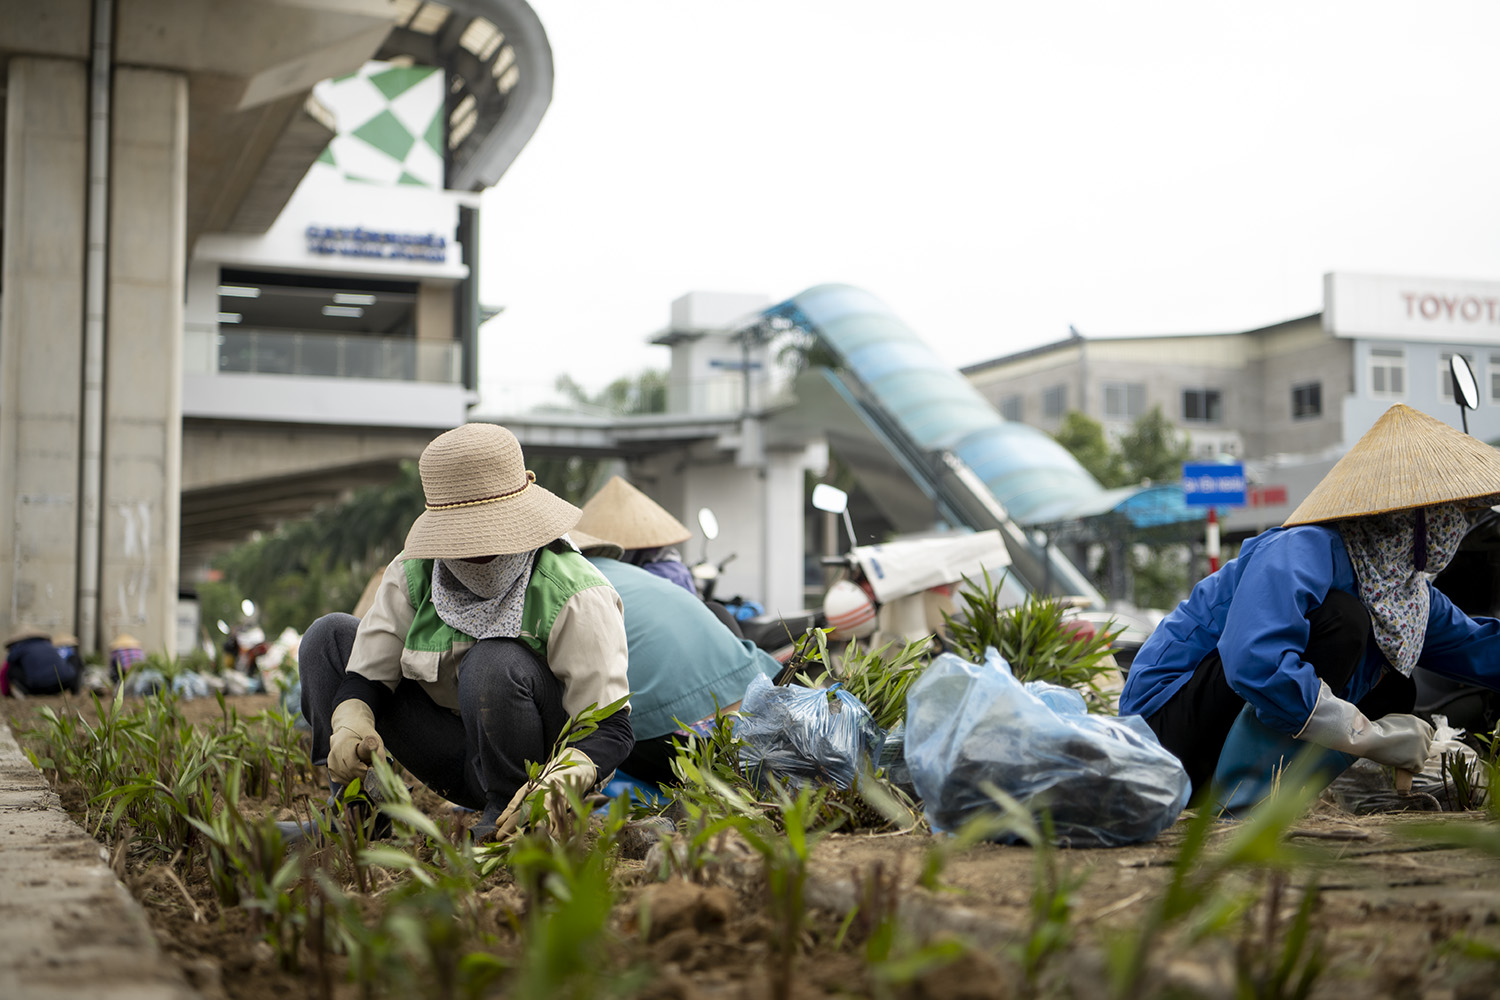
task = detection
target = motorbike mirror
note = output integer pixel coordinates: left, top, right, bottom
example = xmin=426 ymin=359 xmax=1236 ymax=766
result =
xmin=1452 ymin=354 xmax=1480 ymax=417
xmin=811 ymin=484 xmax=848 ymax=514
xmin=697 ymin=507 xmax=719 ymax=541
xmin=812 ymin=483 xmax=858 ymax=548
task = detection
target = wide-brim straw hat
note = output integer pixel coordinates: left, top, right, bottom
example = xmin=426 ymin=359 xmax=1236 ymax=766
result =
xmin=567 ymin=529 xmax=626 ymax=560
xmin=1284 ymin=404 xmax=1500 ymax=526
xmin=5 ymin=624 xmax=49 ymax=647
xmin=574 ymin=476 xmax=691 ymax=550
xmin=404 ymin=423 xmax=581 ymax=559
xmin=109 ymin=633 xmax=142 ymax=652
xmin=53 ymin=633 xmax=79 ymax=648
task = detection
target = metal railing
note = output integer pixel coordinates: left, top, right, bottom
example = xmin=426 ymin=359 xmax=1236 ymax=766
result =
xmin=212 ymin=328 xmax=462 ymax=384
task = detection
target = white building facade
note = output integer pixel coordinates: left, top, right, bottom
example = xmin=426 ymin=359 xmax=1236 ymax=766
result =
xmin=963 ymin=272 xmax=1500 ymax=536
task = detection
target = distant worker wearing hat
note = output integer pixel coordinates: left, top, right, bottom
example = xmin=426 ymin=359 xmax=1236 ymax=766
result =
xmin=575 ymin=476 xmax=697 ymax=595
xmin=1121 ymin=404 xmax=1500 ymax=801
xmin=571 ymin=526 xmax=778 ymax=786
xmin=297 ymin=424 xmax=632 ymax=839
xmin=109 ymin=634 xmax=146 ymax=682
xmin=3 ymin=626 xmax=79 ymax=696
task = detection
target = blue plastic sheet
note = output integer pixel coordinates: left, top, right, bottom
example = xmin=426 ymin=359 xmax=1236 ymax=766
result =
xmin=905 ymin=648 xmax=1191 ymax=847
xmin=734 ymin=673 xmax=883 ymax=790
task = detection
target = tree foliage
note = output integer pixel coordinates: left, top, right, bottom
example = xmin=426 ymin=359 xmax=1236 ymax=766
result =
xmin=1053 ymin=412 xmax=1127 ymax=487
xmin=1051 ymin=407 xmax=1194 ymax=609
xmin=555 ymin=368 xmax=668 ymax=416
xmin=1116 ymin=406 xmax=1193 ymax=485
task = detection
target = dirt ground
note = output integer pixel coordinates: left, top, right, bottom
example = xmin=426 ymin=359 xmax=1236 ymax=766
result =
xmin=9 ymin=692 xmax=1500 ymax=1000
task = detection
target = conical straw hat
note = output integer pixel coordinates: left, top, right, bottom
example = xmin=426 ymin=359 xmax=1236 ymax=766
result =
xmin=574 ymin=476 xmax=691 ymax=549
xmin=1283 ymin=404 xmax=1500 ymax=526
xmin=5 ymin=624 xmax=49 ymax=647
xmin=567 ymin=529 xmax=626 ymax=560
xmin=403 ymin=423 xmax=581 ymax=558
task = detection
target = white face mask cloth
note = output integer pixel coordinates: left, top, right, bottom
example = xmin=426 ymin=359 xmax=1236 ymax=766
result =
xmin=1338 ymin=501 xmax=1486 ymax=676
xmin=430 ymin=549 xmax=536 ymax=639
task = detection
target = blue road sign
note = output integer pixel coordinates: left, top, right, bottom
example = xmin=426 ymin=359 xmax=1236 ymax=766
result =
xmin=1181 ymin=462 xmax=1246 ymax=507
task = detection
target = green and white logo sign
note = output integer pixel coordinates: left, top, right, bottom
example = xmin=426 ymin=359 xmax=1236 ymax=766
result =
xmin=313 ymin=61 xmax=445 ymax=188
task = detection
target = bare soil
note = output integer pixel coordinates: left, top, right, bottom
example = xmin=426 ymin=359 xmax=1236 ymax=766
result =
xmin=9 ymin=692 xmax=1500 ymax=1000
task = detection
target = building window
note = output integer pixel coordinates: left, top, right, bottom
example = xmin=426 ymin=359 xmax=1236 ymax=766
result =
xmin=1439 ymin=352 xmax=1476 ymax=403
xmin=1041 ymin=384 xmax=1066 ymax=419
xmin=1102 ymin=381 xmax=1145 ymax=420
xmin=1490 ymin=354 xmax=1500 ymax=403
xmin=999 ymin=394 xmax=1022 ymax=421
xmin=1368 ymin=347 xmax=1405 ymax=398
xmin=1181 ymin=388 xmax=1222 ymax=423
xmin=1292 ymin=381 xmax=1322 ymax=419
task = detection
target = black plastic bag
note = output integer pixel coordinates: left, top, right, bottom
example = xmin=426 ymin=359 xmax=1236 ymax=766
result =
xmin=734 ymin=673 xmax=884 ymax=789
xmin=906 ymin=648 xmax=1190 ymax=847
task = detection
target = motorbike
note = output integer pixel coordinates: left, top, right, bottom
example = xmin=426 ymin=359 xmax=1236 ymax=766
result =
xmin=811 ymin=484 xmax=1020 ymax=649
xmin=691 ymin=506 xmax=825 ymax=656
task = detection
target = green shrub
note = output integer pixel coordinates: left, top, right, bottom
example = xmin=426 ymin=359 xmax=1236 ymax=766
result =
xmin=943 ymin=569 xmax=1119 ymax=703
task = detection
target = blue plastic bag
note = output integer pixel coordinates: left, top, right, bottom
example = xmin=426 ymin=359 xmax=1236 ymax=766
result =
xmin=734 ymin=673 xmax=883 ymax=790
xmin=905 ymin=648 xmax=1191 ymax=847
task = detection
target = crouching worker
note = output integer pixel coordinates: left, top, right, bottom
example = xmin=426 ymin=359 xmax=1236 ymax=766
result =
xmin=297 ymin=424 xmax=632 ymax=841
xmin=574 ymin=476 xmax=697 ymax=595
xmin=3 ymin=626 xmax=80 ymax=696
xmin=1121 ymin=404 xmax=1500 ymax=809
xmin=572 ymin=529 xmax=779 ymax=786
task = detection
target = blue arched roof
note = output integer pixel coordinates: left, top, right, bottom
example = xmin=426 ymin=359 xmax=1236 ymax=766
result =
xmin=766 ymin=283 xmax=1201 ymax=530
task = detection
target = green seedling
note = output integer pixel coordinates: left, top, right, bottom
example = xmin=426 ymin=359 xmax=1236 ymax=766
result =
xmin=788 ymin=628 xmax=930 ymax=732
xmin=1107 ymin=750 xmax=1327 ymax=998
xmin=944 ymin=567 xmax=1120 ymax=708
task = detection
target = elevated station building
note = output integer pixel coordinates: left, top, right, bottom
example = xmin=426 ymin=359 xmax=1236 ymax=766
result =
xmin=1 ymin=0 xmax=554 ymax=654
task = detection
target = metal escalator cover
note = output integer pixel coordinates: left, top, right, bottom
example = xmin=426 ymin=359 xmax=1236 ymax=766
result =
xmin=774 ymin=283 xmax=1111 ymax=525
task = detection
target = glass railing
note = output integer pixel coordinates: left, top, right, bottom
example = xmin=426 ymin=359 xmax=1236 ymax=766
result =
xmin=478 ymin=372 xmax=798 ymax=420
xmin=208 ymin=328 xmax=462 ymax=384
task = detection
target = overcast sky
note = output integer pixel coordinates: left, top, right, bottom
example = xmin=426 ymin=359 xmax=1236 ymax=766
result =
xmin=475 ymin=1 xmax=1500 ymax=411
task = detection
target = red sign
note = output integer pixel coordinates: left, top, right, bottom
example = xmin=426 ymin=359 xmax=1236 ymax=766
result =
xmin=1247 ymin=485 xmax=1288 ymax=507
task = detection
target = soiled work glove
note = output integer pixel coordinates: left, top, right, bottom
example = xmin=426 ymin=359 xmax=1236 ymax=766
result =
xmin=1296 ymin=680 xmax=1434 ymax=772
xmin=493 ymin=748 xmax=598 ymax=839
xmin=327 ymin=699 xmax=386 ymax=784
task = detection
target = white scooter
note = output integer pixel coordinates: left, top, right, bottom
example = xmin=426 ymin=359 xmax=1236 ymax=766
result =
xmin=812 ymin=484 xmax=1024 ymax=649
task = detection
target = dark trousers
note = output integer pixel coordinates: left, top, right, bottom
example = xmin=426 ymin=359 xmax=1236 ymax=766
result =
xmin=299 ymin=613 xmax=568 ymax=825
xmin=1144 ymin=590 xmax=1416 ymax=797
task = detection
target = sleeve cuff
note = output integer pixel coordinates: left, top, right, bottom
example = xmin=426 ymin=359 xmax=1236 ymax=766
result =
xmin=333 ymin=671 xmax=390 ymax=715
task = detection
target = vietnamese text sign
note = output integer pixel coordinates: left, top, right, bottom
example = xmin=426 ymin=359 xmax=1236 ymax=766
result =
xmin=1182 ymin=463 xmax=1246 ymax=506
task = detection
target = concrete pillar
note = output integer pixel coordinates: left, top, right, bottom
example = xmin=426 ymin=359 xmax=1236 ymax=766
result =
xmin=416 ymin=281 xmax=455 ymax=382
xmin=761 ymin=450 xmax=808 ymax=615
xmin=99 ymin=67 xmax=187 ymax=654
xmin=0 ymin=59 xmax=88 ymax=639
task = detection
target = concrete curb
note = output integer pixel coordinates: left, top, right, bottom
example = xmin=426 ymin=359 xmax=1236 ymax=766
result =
xmin=0 ymin=720 xmax=200 ymax=1000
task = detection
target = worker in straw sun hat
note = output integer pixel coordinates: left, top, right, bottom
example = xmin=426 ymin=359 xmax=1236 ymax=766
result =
xmin=573 ymin=475 xmax=696 ymax=594
xmin=1120 ymin=403 xmax=1500 ymax=806
xmin=294 ymin=423 xmax=632 ymax=842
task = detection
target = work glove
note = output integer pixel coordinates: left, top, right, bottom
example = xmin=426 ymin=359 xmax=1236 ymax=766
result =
xmin=492 ymin=747 xmax=598 ymax=839
xmin=327 ymin=699 xmax=386 ymax=785
xmin=1295 ymin=680 xmax=1434 ymax=772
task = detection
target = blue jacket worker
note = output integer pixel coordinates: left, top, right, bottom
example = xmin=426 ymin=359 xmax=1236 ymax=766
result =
xmin=297 ymin=424 xmax=633 ymax=841
xmin=3 ymin=626 xmax=79 ymax=696
xmin=572 ymin=528 xmax=778 ymax=785
xmin=1121 ymin=404 xmax=1500 ymax=802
